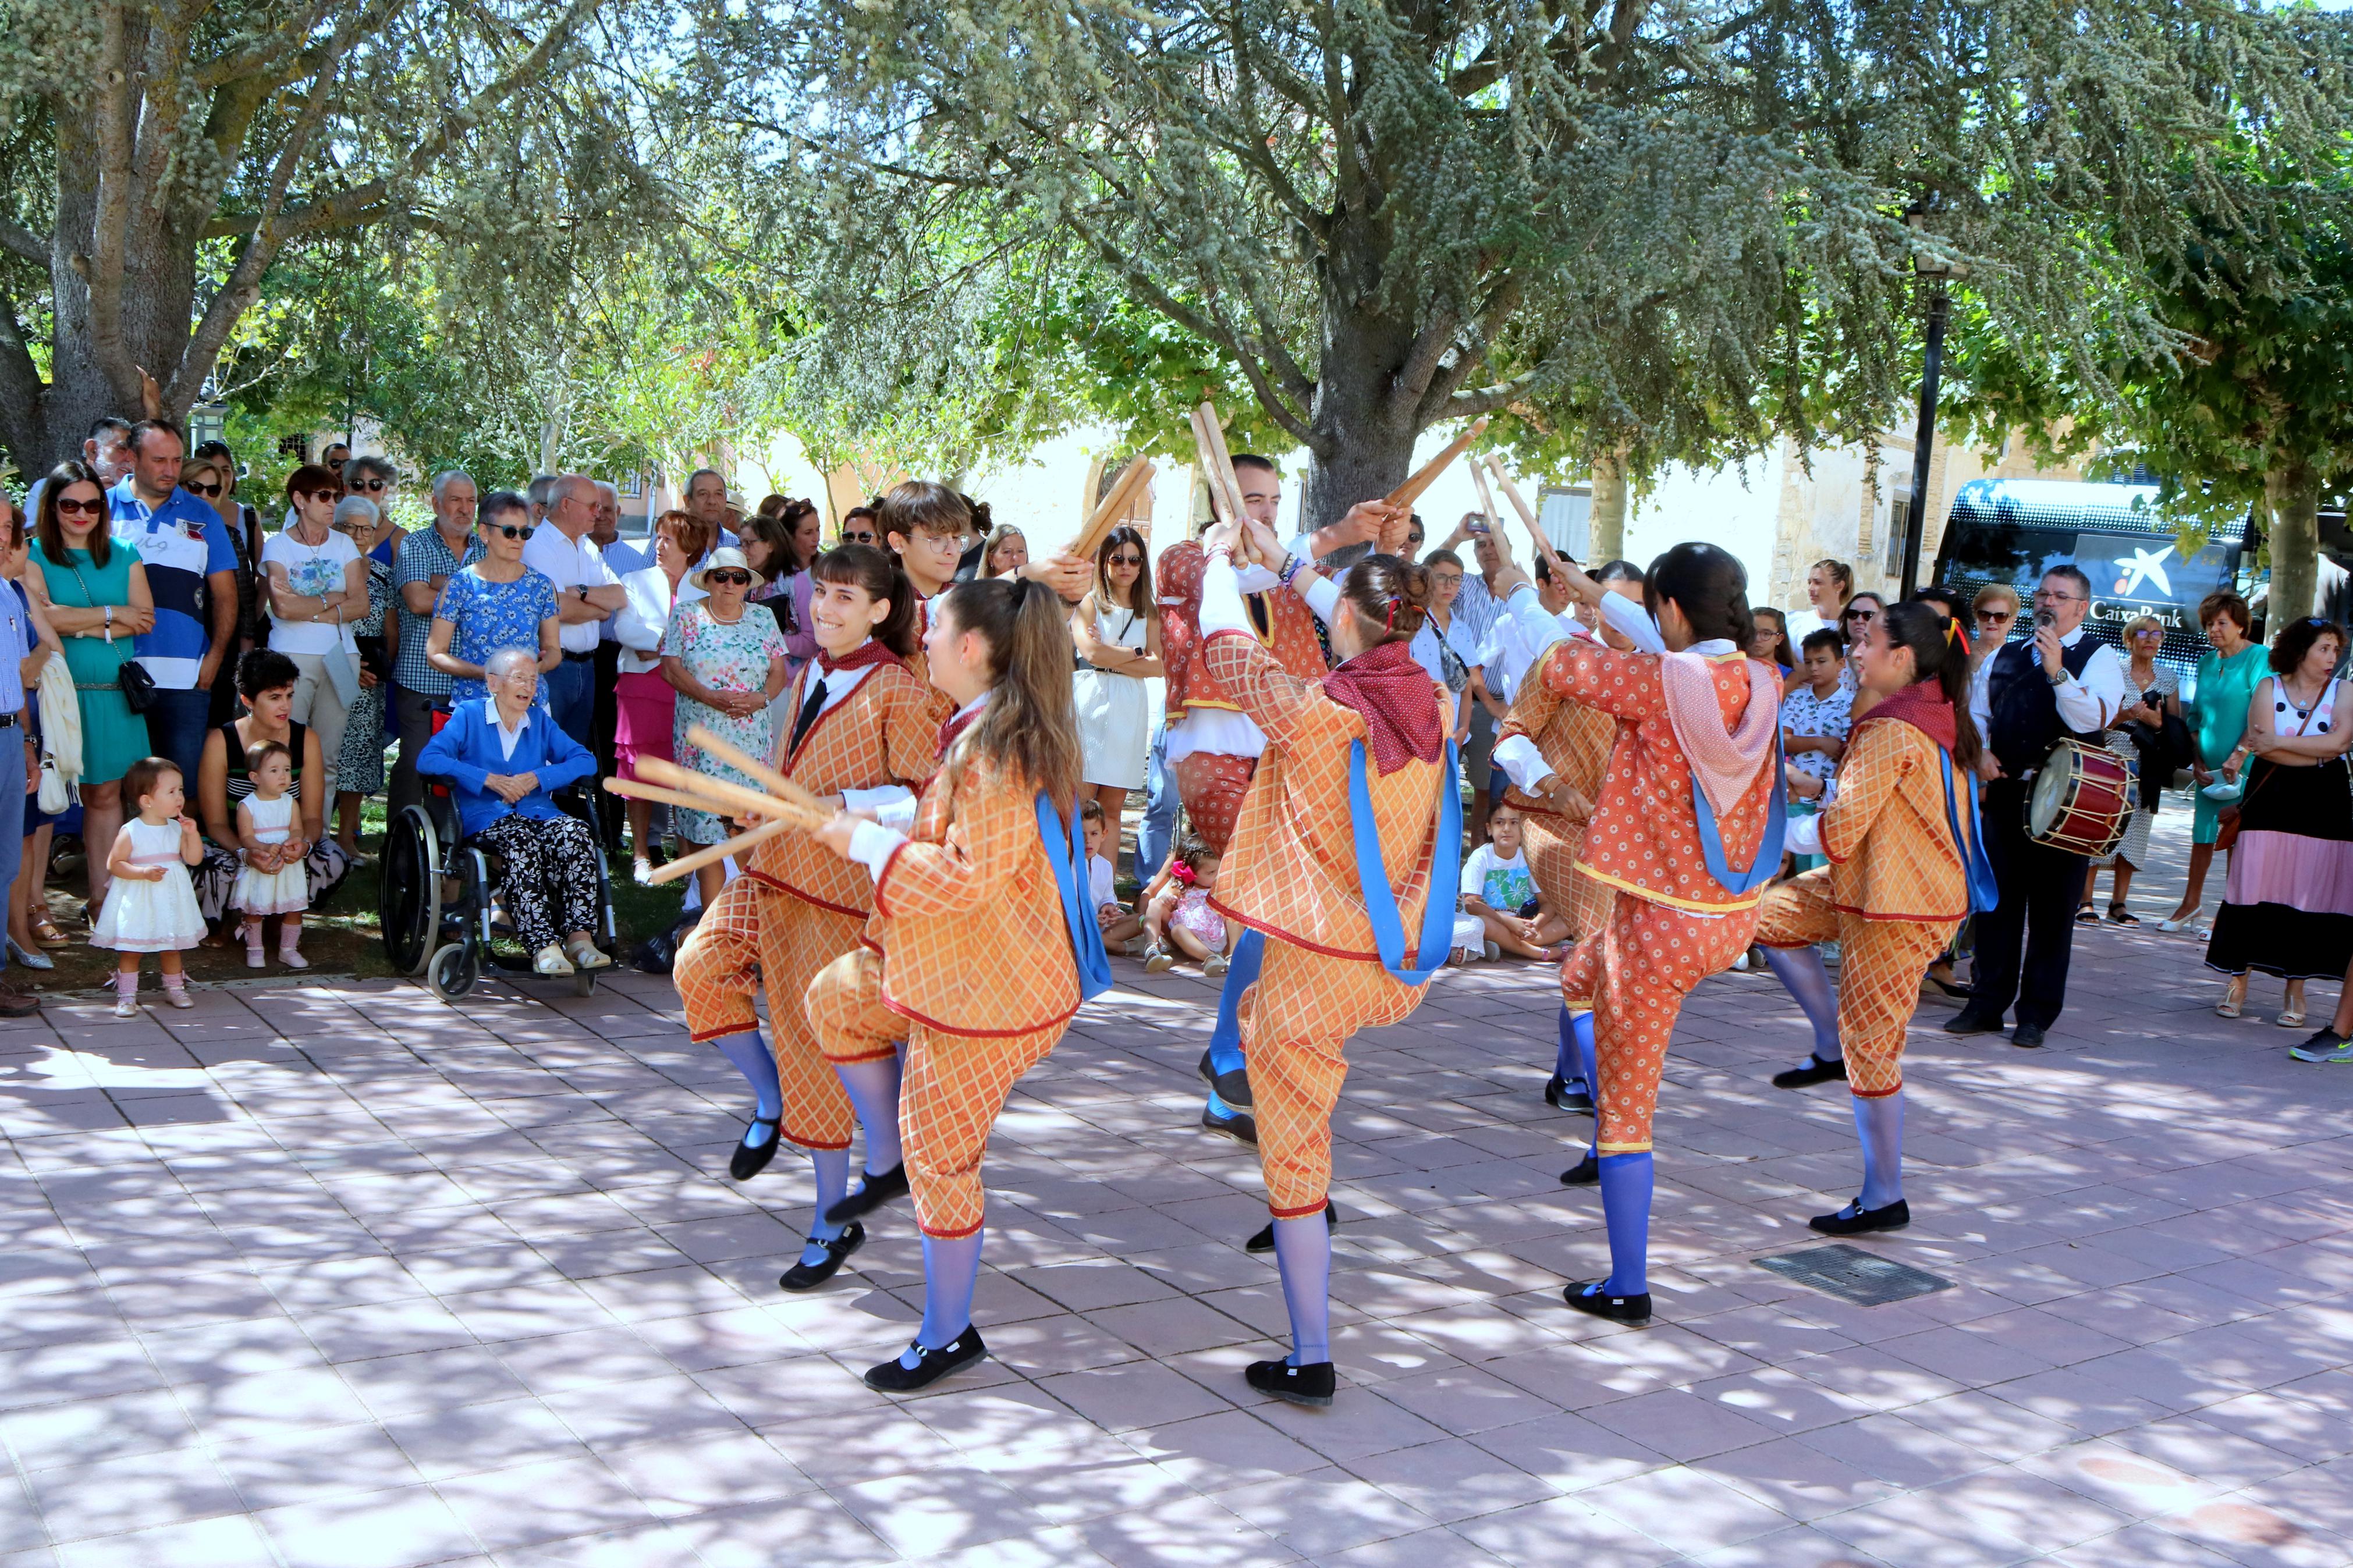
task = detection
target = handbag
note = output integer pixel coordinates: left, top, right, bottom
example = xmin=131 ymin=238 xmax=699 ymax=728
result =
xmin=64 ymin=559 xmax=155 ymax=713
xmin=35 ymin=751 xmax=68 ymax=815
xmin=2212 ymin=767 xmax=2265 ymax=853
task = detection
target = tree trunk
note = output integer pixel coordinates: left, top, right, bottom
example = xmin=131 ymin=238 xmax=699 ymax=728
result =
xmin=2266 ymin=459 xmax=2322 ymax=632
xmin=1297 ymin=302 xmax=1422 ymax=541
xmin=1589 ymin=448 xmax=1631 ymax=563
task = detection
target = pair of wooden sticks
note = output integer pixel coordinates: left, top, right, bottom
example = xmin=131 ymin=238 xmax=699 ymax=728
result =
xmin=1186 ymin=399 xmax=1488 ymax=538
xmin=601 ymin=725 xmax=835 ymax=885
xmin=1475 ymin=452 xmax=1568 ymax=575
xmin=1070 ymin=457 xmax=1159 ymax=562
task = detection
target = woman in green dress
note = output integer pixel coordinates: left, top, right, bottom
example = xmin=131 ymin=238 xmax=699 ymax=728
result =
xmin=23 ymin=461 xmax=154 ymax=909
xmin=2159 ymin=589 xmax=2270 ymax=933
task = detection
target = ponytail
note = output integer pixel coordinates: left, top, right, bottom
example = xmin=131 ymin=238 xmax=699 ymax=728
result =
xmin=1879 ymin=600 xmax=1982 ymax=774
xmin=1645 ymin=542 xmax=1754 ymax=649
xmin=811 ymin=543 xmax=920 ymax=658
xmin=939 ymin=577 xmax=1084 ymax=815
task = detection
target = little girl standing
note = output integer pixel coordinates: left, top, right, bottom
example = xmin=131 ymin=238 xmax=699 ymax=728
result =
xmin=230 ymin=742 xmax=310 ymax=970
xmin=91 ymin=757 xmax=207 ymax=1018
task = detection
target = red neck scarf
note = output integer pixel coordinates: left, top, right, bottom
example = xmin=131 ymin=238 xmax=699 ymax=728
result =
xmin=1855 ymin=677 xmax=1958 ymax=754
xmin=818 ymin=638 xmax=903 ymax=679
xmin=937 ymin=694 xmax=988 ymax=759
xmin=1322 ymin=639 xmax=1445 ymax=773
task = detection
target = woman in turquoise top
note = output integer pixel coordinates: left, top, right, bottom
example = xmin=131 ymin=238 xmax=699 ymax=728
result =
xmin=2160 ymin=589 xmax=2269 ymax=932
xmin=23 ymin=461 xmax=154 ymax=909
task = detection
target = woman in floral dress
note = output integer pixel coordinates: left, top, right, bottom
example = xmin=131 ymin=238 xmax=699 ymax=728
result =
xmin=661 ymin=546 xmax=791 ymax=904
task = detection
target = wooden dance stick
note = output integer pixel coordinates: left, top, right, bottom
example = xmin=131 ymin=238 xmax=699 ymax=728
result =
xmin=1470 ymin=459 xmax=1503 ymax=534
xmin=1070 ymin=457 xmax=1157 ymax=562
xmin=679 ymin=726 xmax=830 ymax=816
xmin=1385 ymin=415 xmax=1488 ymax=509
xmin=643 ymin=817 xmax=797 ymax=885
xmin=1482 ymin=454 xmax=1566 ymax=573
xmin=601 ymin=774 xmax=824 ymax=831
xmin=635 ymin=758 xmax=831 ymax=830
xmin=1191 ymin=401 xmax=1251 ymax=530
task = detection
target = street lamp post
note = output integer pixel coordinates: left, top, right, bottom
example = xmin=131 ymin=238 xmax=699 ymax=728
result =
xmin=1898 ymin=245 xmax=1953 ymax=600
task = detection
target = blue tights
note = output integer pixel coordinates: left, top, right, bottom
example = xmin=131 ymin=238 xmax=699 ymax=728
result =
xmin=713 ymin=1032 xmax=782 ymax=1141
xmin=1270 ymin=1211 xmax=1333 ymax=1366
xmin=1763 ymin=945 xmax=1841 ymax=1063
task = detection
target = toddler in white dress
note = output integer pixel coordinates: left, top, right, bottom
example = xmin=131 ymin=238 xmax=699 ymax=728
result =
xmin=91 ymin=758 xmax=207 ymax=1017
xmin=230 ymin=742 xmax=310 ymax=969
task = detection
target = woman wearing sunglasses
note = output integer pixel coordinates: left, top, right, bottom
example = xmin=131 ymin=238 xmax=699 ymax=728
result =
xmin=424 ymin=492 xmax=560 ymax=712
xmin=261 ymin=466 xmax=368 ymax=792
xmin=659 ymin=546 xmax=790 ymax=906
xmin=23 ymin=461 xmax=155 ymax=910
xmin=1069 ymin=526 xmax=1161 ymax=855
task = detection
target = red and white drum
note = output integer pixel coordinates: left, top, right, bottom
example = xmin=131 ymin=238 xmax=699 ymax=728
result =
xmin=2027 ymin=739 xmax=2134 ymax=856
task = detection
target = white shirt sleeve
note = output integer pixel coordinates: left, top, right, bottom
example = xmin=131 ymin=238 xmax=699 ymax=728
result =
xmin=1969 ymin=652 xmax=1994 ymax=734
xmin=1783 ymin=809 xmax=1823 ymax=857
xmin=2059 ymin=643 xmax=2127 ymax=731
xmin=847 ymin=819 xmax=906 ymax=883
xmin=1494 ymin=733 xmax=1553 ymax=793
xmin=1458 ymin=845 xmax=1495 ymax=908
xmin=843 ymin=784 xmax=915 ymax=818
xmin=1300 ymin=573 xmax=1340 ymax=626
xmin=1598 ymin=590 xmax=1666 ymax=655
xmin=1199 ymin=551 xmax=1252 ymax=637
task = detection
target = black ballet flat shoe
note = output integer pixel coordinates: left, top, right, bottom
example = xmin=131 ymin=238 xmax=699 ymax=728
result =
xmin=1809 ymin=1198 xmax=1911 ymax=1236
xmin=1544 ymin=1073 xmax=1595 ymax=1113
xmin=1201 ymin=1103 xmax=1258 ymax=1147
xmin=1197 ymin=1047 xmax=1255 ymax=1109
xmin=1922 ymin=973 xmax=1973 ymax=1002
xmin=2011 ymin=1024 xmax=2046 ymax=1050
xmin=1245 ymin=1357 xmax=1336 ymax=1407
xmin=1563 ymin=1281 xmax=1652 ymax=1324
xmin=1244 ymin=1203 xmax=1340 ymax=1253
xmin=1770 ymin=1054 xmax=1849 ymax=1090
xmin=863 ymin=1327 xmax=988 ymax=1393
xmin=729 ymin=1118 xmax=783 ymax=1181
xmin=1560 ymin=1151 xmax=1599 ymax=1186
xmin=778 ymin=1223 xmax=866 ymax=1292
xmin=822 ymin=1163 xmax=909 ymax=1226
xmin=1943 ymin=1009 xmax=2002 ymax=1036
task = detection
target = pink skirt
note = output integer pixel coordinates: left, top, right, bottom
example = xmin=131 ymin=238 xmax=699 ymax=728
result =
xmin=615 ymin=671 xmax=676 ymax=779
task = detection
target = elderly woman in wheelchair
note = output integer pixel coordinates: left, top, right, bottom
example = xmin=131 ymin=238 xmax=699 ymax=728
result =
xmin=416 ymin=648 xmax=613 ymax=976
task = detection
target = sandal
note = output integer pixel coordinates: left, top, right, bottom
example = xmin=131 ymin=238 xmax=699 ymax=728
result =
xmin=29 ymin=917 xmax=67 ymax=948
xmin=2074 ymin=904 xmax=2100 ymax=924
xmin=2277 ymin=1005 xmax=2308 ymax=1029
xmin=2106 ymin=905 xmax=2140 ymax=926
xmin=2216 ymin=983 xmax=2246 ymax=1020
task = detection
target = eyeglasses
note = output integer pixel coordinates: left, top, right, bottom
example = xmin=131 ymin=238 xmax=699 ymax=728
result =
xmin=1431 ymin=573 xmax=1463 ymax=587
xmin=704 ymin=570 xmax=752 ymax=587
xmin=1108 ymin=553 xmax=1142 ymax=567
xmin=184 ymin=481 xmax=223 ymax=498
xmin=54 ymin=497 xmax=105 ymax=517
xmin=349 ymin=478 xmax=388 ymax=493
xmin=487 ymin=523 xmax=534 ymax=541
xmin=2034 ymin=589 xmax=2081 ymax=602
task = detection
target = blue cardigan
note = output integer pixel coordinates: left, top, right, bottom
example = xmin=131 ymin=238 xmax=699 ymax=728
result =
xmin=416 ymin=698 xmax=597 ymax=837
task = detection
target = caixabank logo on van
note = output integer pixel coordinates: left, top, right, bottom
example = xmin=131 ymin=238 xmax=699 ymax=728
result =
xmin=2070 ymin=532 xmax=2234 ymax=631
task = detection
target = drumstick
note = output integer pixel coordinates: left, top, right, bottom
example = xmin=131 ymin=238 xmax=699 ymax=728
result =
xmin=680 ymin=725 xmax=830 ymax=815
xmin=637 ymin=757 xmax=833 ymax=830
xmin=1386 ymin=416 xmax=1488 ymax=509
xmin=1070 ymin=458 xmax=1156 ymax=562
xmin=644 ymin=817 xmax=797 ymax=885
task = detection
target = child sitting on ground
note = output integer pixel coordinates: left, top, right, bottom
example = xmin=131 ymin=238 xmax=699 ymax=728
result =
xmin=230 ymin=741 xmax=311 ymax=969
xmin=1453 ymin=803 xmax=1563 ymax=962
xmin=1140 ymin=838 xmax=1238 ymax=976
xmin=1081 ymin=799 xmax=1145 ymax=952
xmin=90 ymin=756 xmax=207 ymax=1017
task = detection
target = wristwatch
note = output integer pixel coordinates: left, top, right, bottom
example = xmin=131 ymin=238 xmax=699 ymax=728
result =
xmin=2046 ymin=666 xmax=2068 ymax=687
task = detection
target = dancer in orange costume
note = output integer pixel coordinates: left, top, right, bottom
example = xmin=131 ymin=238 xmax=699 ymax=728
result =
xmin=1514 ymin=543 xmax=1783 ymax=1326
xmin=1757 ymin=599 xmax=1990 ymax=1236
xmin=1196 ymin=509 xmax=1457 ymax=1407
xmin=803 ymin=575 xmax=1108 ymax=1393
xmin=672 ymin=545 xmax=939 ymax=1291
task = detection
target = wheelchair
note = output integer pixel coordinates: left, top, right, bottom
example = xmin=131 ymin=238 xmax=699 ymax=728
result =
xmin=379 ymin=780 xmax=619 ymax=1001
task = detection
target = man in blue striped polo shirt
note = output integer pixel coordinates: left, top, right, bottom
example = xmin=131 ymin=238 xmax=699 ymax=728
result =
xmin=108 ymin=418 xmax=238 ymax=783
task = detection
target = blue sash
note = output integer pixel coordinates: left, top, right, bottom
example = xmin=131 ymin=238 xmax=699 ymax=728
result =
xmin=1347 ymin=739 xmax=1462 ymax=987
xmin=1939 ymin=751 xmax=2001 ymax=915
xmin=1035 ymin=793 xmax=1113 ymax=1002
xmin=1692 ymin=730 xmax=1788 ymax=896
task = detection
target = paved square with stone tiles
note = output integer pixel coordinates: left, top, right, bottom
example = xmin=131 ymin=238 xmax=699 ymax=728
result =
xmin=2 ymin=813 xmax=2348 ymax=1567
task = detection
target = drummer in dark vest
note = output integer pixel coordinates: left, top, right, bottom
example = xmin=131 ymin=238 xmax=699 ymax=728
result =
xmin=1947 ymin=564 xmax=2125 ymax=1048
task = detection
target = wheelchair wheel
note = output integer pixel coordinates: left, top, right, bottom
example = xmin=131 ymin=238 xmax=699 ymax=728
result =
xmin=427 ymin=941 xmax=477 ymax=1002
xmin=379 ymin=806 xmax=442 ymax=976
xmin=572 ymin=967 xmax=597 ymax=998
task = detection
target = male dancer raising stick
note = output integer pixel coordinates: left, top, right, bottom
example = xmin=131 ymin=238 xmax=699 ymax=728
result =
xmin=1195 ymin=509 xmax=1458 ymax=1407
xmin=1527 ymin=543 xmax=1784 ymax=1325
xmin=805 ymin=576 xmax=1108 ymax=1391
xmin=671 ymin=545 xmax=940 ymax=1289
xmin=1756 ymin=599 xmax=1990 ymax=1234
xmin=1156 ymin=457 xmax=1398 ymax=1144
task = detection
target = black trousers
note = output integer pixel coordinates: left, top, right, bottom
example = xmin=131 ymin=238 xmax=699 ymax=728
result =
xmin=1971 ymin=776 xmax=2088 ymax=1029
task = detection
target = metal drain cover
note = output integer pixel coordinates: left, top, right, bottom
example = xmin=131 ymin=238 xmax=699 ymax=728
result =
xmin=1755 ymin=1244 xmax=1954 ymax=1306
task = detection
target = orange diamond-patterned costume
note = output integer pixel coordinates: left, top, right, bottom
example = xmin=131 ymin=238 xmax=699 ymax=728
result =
xmin=1202 ymin=625 xmax=1445 ymax=1218
xmin=1499 ymin=636 xmax=1620 ymax=941
xmin=673 ymin=655 xmax=942 ymax=1151
xmin=1158 ymin=539 xmax=1329 ymax=852
xmin=1543 ymin=641 xmax=1779 ymax=1154
xmin=803 ymin=747 xmax=1079 ymax=1239
xmin=1754 ymin=706 xmax=1970 ymax=1097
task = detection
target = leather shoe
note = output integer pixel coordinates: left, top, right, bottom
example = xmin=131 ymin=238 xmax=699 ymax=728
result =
xmin=2012 ymin=1024 xmax=2046 ymax=1049
xmin=1563 ymin=1281 xmax=1652 ymax=1324
xmin=1245 ymin=1203 xmax=1339 ymax=1253
xmin=1202 ymin=1103 xmax=1258 ymax=1147
xmin=1544 ymin=1073 xmax=1594 ymax=1112
xmin=1770 ymin=1054 xmax=1848 ymax=1090
xmin=1198 ymin=1047 xmax=1254 ymax=1108
xmin=778 ymin=1223 xmax=865 ymax=1291
xmin=863 ymin=1326 xmax=988 ymax=1392
xmin=1559 ymin=1151 xmax=1599 ymax=1186
xmin=822 ymin=1162 xmax=910 ymax=1226
xmin=728 ymin=1118 xmax=782 ymax=1181
xmin=1943 ymin=1009 xmax=2002 ymax=1036
xmin=1245 ymin=1357 xmax=1335 ymax=1407
xmin=1809 ymin=1199 xmax=1910 ymax=1235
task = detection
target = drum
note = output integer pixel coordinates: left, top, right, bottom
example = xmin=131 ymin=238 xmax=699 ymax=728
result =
xmin=2027 ymin=739 xmax=2134 ymax=856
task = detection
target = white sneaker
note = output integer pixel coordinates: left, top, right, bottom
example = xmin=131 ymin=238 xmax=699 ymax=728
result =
xmin=245 ymin=945 xmax=265 ymax=970
xmin=111 ymin=994 xmax=139 ymax=1018
xmin=163 ymin=986 xmax=194 ymax=1010
xmin=533 ymin=945 xmax=576 ymax=976
xmin=277 ymin=948 xmax=308 ymax=970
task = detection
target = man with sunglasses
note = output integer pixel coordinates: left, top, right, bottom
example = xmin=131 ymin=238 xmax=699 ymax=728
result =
xmin=106 ymin=418 xmax=238 ymax=784
xmin=1950 ymin=564 xmax=2125 ymax=1048
xmin=523 ymin=474 xmax=625 ymax=750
